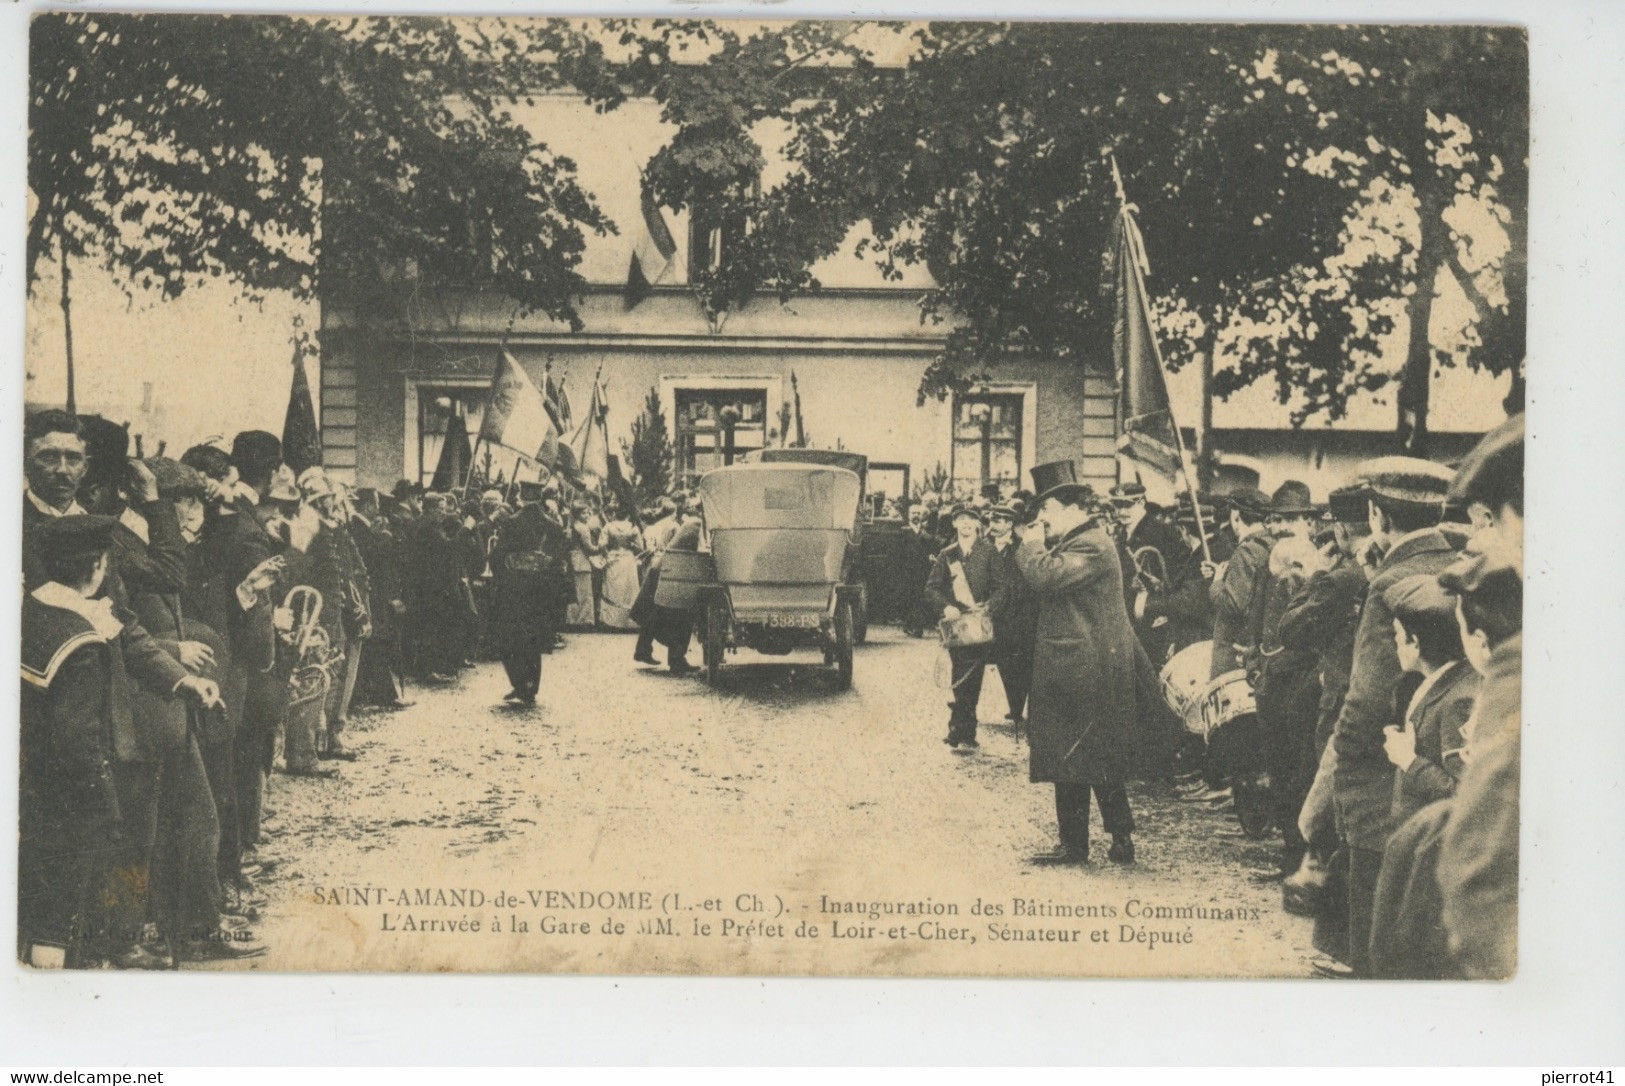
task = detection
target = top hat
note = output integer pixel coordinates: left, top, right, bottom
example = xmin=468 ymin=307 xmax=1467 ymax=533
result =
xmin=231 ymin=431 xmax=282 ymax=476
xmin=1268 ymin=480 xmax=1316 ymax=516
xmin=1029 ymin=460 xmax=1094 ymax=508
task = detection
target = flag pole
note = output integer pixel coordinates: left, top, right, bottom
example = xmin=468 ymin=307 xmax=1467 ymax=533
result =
xmin=1111 ymin=154 xmax=1212 ymax=564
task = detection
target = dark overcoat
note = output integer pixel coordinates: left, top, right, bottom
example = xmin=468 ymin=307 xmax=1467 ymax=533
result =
xmin=1015 ymin=522 xmax=1142 ymax=784
xmin=1331 ymin=529 xmax=1461 ymax=851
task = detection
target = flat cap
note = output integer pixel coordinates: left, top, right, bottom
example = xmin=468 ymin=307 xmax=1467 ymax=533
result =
xmin=1327 ymin=484 xmax=1372 ymax=524
xmin=1448 ymin=413 xmax=1523 ymax=512
xmin=146 ymin=457 xmax=207 ymax=501
xmin=948 ymin=503 xmax=984 ymax=523
xmin=31 ymin=514 xmax=119 ymax=562
xmin=987 ymin=502 xmax=1020 ymax=521
xmin=1383 ymin=572 xmax=1456 ymax=622
xmin=1355 ymin=456 xmax=1453 ymax=504
xmin=1227 ymin=487 xmax=1272 ymax=517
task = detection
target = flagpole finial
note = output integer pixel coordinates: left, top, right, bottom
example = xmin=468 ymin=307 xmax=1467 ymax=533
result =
xmin=1109 ymin=152 xmax=1128 ymax=208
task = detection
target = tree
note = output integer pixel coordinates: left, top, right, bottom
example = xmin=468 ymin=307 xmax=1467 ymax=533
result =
xmin=623 ymin=386 xmax=673 ymax=507
xmin=28 ymin=13 xmax=615 ymax=341
xmin=590 ymin=22 xmax=1526 ymax=450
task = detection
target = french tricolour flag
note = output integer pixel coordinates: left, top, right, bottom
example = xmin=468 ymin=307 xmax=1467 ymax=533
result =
xmin=626 ymin=185 xmax=677 ymax=308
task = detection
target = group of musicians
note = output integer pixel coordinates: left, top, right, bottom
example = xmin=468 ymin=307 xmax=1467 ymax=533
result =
xmin=916 ymin=415 xmax=1522 ymax=980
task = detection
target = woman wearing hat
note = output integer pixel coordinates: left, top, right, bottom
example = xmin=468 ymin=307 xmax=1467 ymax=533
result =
xmin=1015 ymin=461 xmax=1143 ymax=865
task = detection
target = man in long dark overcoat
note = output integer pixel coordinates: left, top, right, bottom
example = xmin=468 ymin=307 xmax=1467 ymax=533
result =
xmin=1014 ymin=462 xmax=1143 ymax=866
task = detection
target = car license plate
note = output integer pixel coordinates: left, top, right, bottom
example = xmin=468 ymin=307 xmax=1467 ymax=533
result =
xmin=765 ymin=612 xmax=820 ymax=629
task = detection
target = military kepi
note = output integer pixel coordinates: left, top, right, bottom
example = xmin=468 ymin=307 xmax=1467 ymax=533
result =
xmin=1356 ymin=456 xmax=1454 ymax=504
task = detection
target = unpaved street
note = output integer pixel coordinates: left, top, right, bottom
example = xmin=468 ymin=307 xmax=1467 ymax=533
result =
xmin=226 ymin=628 xmax=1316 ymax=977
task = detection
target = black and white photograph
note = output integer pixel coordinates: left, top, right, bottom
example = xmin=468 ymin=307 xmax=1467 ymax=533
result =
xmin=17 ymin=13 xmax=1529 ymax=982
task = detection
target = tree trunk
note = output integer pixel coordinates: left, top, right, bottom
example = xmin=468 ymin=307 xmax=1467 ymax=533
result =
xmin=1397 ymin=188 xmax=1452 ymax=457
xmin=58 ymin=234 xmax=76 ymax=414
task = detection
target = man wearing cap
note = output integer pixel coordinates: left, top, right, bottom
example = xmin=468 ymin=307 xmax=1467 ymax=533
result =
xmin=926 ymin=504 xmax=1007 ymax=746
xmin=1436 ymin=413 xmax=1523 ymax=979
xmin=985 ymin=502 xmax=1037 ymax=727
xmin=1251 ymin=481 xmax=1323 ymax=878
xmin=1326 ymin=455 xmax=1460 ymax=977
xmin=1015 ymin=462 xmax=1142 ymax=865
xmin=1280 ymin=485 xmax=1376 ymax=930
xmin=20 ymin=515 xmax=225 ymax=967
xmin=1208 ymin=487 xmax=1273 ymax=681
xmin=1364 ymin=570 xmax=1480 ymax=979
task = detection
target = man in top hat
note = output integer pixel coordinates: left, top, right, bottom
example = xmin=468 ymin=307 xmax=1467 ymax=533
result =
xmin=1208 ymin=486 xmax=1273 ymax=681
xmin=1015 ymin=461 xmax=1142 ymax=865
xmin=1436 ymin=414 xmax=1523 ymax=979
xmin=1323 ymin=455 xmax=1459 ymax=977
xmin=925 ymin=503 xmax=1008 ymax=746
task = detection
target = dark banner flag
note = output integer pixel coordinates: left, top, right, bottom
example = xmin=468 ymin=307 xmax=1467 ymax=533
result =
xmin=1105 ymin=204 xmax=1182 ymax=480
xmin=430 ymin=409 xmax=473 ymax=492
xmin=282 ymin=350 xmax=322 ymax=476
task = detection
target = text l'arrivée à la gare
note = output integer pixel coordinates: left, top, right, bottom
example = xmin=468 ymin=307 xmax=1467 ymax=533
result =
xmin=309 ymin=886 xmax=1266 ymax=952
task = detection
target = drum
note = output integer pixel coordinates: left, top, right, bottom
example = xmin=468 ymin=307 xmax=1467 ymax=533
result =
xmin=1159 ymin=640 xmax=1214 ymax=736
xmin=1200 ymin=669 xmax=1258 ymax=737
xmin=939 ymin=607 xmax=994 ymax=649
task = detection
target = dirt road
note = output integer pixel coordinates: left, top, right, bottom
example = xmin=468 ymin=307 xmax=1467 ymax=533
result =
xmin=223 ymin=628 xmax=1316 ymax=977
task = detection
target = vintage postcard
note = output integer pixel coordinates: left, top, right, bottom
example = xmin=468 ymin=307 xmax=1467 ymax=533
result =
xmin=18 ymin=14 xmax=1525 ymax=978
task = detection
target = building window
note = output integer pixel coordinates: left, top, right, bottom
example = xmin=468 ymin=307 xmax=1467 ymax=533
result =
xmin=687 ymin=196 xmax=753 ymax=281
xmin=951 ymin=392 xmax=1024 ymax=497
xmin=673 ymin=387 xmax=770 ymax=488
xmin=417 ymin=385 xmax=488 ymax=487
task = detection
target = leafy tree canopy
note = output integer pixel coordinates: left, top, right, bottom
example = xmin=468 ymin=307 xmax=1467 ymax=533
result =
xmin=29 ymin=13 xmax=614 ymax=333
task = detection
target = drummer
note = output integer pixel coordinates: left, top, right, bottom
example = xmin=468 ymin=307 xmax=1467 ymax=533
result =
xmin=924 ymin=504 xmax=1007 ymax=748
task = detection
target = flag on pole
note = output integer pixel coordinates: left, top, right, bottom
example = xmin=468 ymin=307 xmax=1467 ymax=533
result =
xmin=568 ymin=375 xmax=612 ymax=490
xmin=430 ymin=409 xmax=472 ymax=492
xmin=479 ymin=350 xmax=559 ymax=467
xmin=1106 ymin=204 xmax=1182 ymax=480
xmin=281 ymin=350 xmax=322 ymax=476
xmin=790 ymin=370 xmax=806 ymax=448
xmin=626 ymin=184 xmax=677 ymax=308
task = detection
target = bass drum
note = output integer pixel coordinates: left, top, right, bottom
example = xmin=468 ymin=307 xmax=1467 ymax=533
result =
xmin=1159 ymin=640 xmax=1214 ymax=737
xmin=1201 ymin=669 xmax=1258 ymax=737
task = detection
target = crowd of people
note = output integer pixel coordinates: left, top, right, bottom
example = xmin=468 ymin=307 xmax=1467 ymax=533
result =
xmin=899 ymin=416 xmax=1522 ymax=981
xmin=19 ymin=401 xmax=1522 ymax=981
xmin=16 ymin=411 xmax=688 ymax=969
